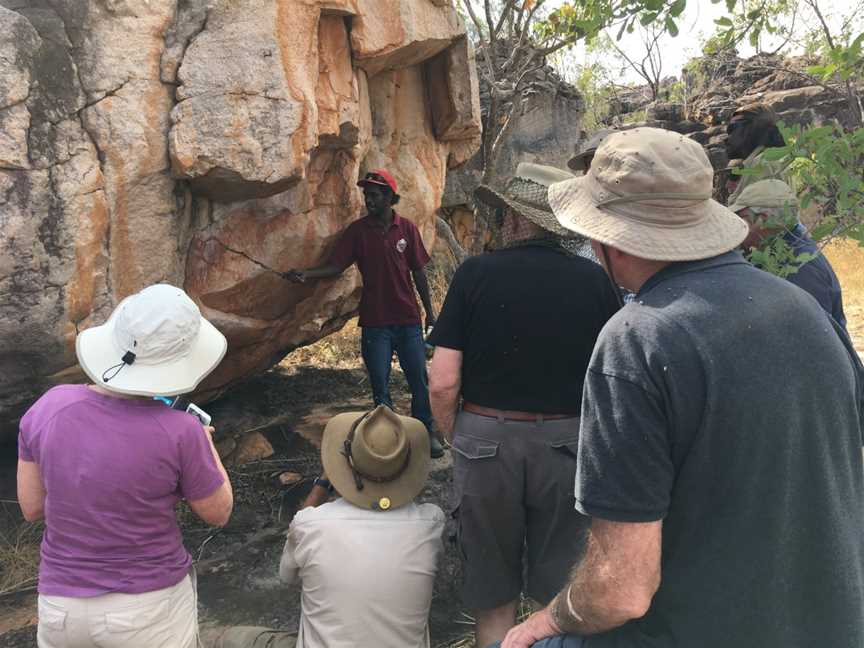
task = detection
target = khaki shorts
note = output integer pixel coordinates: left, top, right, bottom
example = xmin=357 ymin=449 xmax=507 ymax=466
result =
xmin=451 ymin=411 xmax=590 ymax=610
xmin=37 ymin=572 xmax=198 ymax=648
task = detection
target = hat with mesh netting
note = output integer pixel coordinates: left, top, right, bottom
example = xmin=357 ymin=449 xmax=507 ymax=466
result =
xmin=474 ymin=163 xmax=580 ymax=238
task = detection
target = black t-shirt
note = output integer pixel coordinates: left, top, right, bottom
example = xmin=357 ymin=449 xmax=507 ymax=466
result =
xmin=577 ymin=252 xmax=864 ymax=648
xmin=429 ymin=245 xmax=619 ymax=414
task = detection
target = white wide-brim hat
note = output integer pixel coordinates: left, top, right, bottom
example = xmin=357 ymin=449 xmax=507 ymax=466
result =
xmin=550 ymin=128 xmax=748 ymax=262
xmin=76 ymin=284 xmax=227 ymax=397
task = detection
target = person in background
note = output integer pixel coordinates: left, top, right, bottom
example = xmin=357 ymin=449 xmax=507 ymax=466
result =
xmin=498 ymin=127 xmax=864 ymax=648
xmin=724 ymin=103 xmax=787 ymax=205
xmin=284 ymin=169 xmax=443 ymax=458
xmin=17 ymin=284 xmax=232 ymax=648
xmin=567 ymin=129 xmax=616 ymax=176
xmin=429 ymin=163 xmax=620 ymax=647
xmin=730 ymin=178 xmax=846 ymax=328
xmin=210 ymin=405 xmax=444 ymax=648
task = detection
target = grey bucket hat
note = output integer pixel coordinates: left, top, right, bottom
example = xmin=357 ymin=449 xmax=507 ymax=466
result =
xmin=568 ymin=129 xmax=616 ymax=172
xmin=474 ymin=163 xmax=578 ymax=238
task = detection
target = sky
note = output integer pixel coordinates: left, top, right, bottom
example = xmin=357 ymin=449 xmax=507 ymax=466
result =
xmin=549 ymin=0 xmax=858 ymax=85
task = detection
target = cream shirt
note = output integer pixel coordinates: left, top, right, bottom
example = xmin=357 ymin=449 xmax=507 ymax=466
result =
xmin=279 ymin=498 xmax=445 ymax=648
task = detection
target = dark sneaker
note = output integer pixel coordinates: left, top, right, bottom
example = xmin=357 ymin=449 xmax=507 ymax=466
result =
xmin=429 ymin=434 xmax=445 ymax=459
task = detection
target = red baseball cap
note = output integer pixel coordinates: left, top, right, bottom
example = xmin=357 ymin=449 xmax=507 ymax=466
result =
xmin=357 ymin=169 xmax=398 ymax=194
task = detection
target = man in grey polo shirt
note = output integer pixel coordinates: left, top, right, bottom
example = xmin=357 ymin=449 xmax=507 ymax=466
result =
xmin=498 ymin=128 xmax=864 ymax=648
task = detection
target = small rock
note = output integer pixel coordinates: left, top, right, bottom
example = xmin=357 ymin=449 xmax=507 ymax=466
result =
xmin=215 ymin=437 xmax=237 ymax=460
xmin=231 ymin=432 xmax=274 ymax=465
xmin=278 ymin=471 xmax=303 ymax=487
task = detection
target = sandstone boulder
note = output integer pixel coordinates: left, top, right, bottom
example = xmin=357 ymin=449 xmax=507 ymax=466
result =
xmin=0 ymin=0 xmax=481 ymax=443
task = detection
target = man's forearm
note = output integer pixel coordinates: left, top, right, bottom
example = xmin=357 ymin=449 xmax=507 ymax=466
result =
xmin=430 ymin=387 xmax=460 ymax=441
xmin=547 ymin=522 xmax=660 ymax=636
xmin=304 ymin=264 xmax=343 ymax=279
xmin=411 ymin=270 xmax=435 ymax=320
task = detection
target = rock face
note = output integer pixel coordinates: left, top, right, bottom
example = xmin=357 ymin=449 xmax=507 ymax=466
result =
xmin=600 ymin=52 xmax=859 ymax=174
xmin=441 ymin=43 xmax=585 ymax=250
xmin=0 ymin=0 xmax=480 ymax=442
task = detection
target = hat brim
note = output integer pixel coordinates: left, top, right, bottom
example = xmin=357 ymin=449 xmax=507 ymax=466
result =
xmin=357 ymin=179 xmax=396 ymax=193
xmin=75 ymin=298 xmax=228 ymax=397
xmin=474 ymin=184 xmax=580 ymax=239
xmin=321 ymin=410 xmax=430 ymax=511
xmin=549 ymin=176 xmax=749 ymax=262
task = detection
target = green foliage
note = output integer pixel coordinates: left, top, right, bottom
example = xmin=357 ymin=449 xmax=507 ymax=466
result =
xmin=807 ymin=32 xmax=864 ymax=81
xmin=534 ymin=0 xmax=686 ymax=46
xmin=780 ymin=123 xmax=864 ymax=246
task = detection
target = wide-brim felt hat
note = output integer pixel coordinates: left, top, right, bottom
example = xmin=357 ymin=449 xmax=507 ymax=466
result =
xmin=549 ymin=127 xmax=748 ymax=262
xmin=76 ymin=284 xmax=227 ymax=397
xmin=322 ymin=405 xmax=430 ymax=512
xmin=567 ymin=128 xmax=617 ymax=172
xmin=474 ymin=163 xmax=579 ymax=238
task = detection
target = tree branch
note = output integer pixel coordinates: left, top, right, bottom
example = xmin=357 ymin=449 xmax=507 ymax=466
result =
xmin=461 ymin=0 xmax=497 ymax=84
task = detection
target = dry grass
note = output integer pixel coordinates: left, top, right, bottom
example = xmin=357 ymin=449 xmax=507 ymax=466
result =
xmin=0 ymin=504 xmax=41 ymax=596
xmin=823 ymin=238 xmax=864 ymax=356
xmin=435 ymin=598 xmax=538 ymax=648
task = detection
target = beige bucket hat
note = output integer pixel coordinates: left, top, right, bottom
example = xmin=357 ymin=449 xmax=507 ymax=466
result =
xmin=76 ymin=284 xmax=227 ymax=397
xmin=549 ymin=127 xmax=748 ymax=261
xmin=322 ymin=405 xmax=430 ymax=512
xmin=474 ymin=162 xmax=578 ymax=237
xmin=728 ymin=179 xmax=797 ymax=214
xmin=568 ymin=128 xmax=616 ymax=172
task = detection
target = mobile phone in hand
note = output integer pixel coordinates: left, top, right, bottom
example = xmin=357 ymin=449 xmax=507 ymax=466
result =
xmin=185 ymin=403 xmax=212 ymax=427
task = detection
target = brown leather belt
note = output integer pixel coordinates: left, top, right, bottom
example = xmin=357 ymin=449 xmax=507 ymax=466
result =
xmin=462 ymin=401 xmax=577 ymax=422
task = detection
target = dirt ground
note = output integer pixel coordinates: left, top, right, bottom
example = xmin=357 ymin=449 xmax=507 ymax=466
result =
xmin=0 ymin=362 xmax=466 ymax=647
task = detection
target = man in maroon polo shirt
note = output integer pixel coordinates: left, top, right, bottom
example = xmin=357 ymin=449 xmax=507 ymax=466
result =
xmin=284 ymin=169 xmax=443 ymax=458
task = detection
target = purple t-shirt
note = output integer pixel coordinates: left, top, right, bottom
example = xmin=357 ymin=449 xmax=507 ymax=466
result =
xmin=18 ymin=385 xmax=224 ymax=597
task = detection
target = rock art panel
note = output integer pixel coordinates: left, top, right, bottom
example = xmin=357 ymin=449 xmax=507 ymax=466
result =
xmin=0 ymin=0 xmax=481 ymax=441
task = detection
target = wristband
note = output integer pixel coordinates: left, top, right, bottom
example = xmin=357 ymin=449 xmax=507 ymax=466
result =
xmin=550 ymin=585 xmax=584 ymax=634
xmin=313 ymin=477 xmax=334 ymax=493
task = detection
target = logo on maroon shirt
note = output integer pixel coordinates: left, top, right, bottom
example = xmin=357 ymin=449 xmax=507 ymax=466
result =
xmin=396 ymin=238 xmax=407 ymax=253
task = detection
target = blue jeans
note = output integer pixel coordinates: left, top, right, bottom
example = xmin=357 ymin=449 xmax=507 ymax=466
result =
xmin=360 ymin=325 xmax=433 ymax=433
xmin=486 ymin=637 xmax=584 ymax=648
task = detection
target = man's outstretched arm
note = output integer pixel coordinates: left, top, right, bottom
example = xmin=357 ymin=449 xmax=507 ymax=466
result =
xmin=502 ymin=519 xmax=662 ymax=648
xmin=283 ymin=264 xmax=347 ymax=283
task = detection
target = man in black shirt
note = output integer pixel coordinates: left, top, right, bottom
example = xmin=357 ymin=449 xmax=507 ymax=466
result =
xmin=428 ymin=163 xmax=620 ymax=647
xmin=499 ymin=128 xmax=864 ymax=648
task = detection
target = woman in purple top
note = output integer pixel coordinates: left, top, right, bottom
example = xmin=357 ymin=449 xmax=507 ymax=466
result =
xmin=17 ymin=284 xmax=233 ymax=648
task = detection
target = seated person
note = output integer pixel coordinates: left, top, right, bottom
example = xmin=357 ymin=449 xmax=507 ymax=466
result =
xmin=730 ymin=178 xmax=846 ymax=328
xmin=211 ymin=405 xmax=444 ymax=648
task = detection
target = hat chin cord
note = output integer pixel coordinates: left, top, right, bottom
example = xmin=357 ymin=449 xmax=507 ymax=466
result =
xmin=340 ymin=411 xmax=413 ymax=492
xmin=101 ymin=351 xmax=137 ymax=383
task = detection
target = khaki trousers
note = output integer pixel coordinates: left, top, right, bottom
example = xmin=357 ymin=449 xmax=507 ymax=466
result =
xmin=37 ymin=573 xmax=198 ymax=648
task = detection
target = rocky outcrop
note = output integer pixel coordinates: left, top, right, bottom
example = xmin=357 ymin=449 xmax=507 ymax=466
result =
xmin=599 ymin=52 xmax=859 ymax=173
xmin=441 ymin=43 xmax=585 ymax=250
xmin=0 ymin=0 xmax=481 ymax=441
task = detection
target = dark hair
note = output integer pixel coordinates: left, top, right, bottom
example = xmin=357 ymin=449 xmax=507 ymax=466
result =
xmin=731 ymin=104 xmax=786 ymax=150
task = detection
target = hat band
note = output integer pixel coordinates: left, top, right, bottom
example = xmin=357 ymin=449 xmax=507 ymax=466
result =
xmin=340 ymin=412 xmax=413 ymax=492
xmin=585 ymin=174 xmax=714 ymax=229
